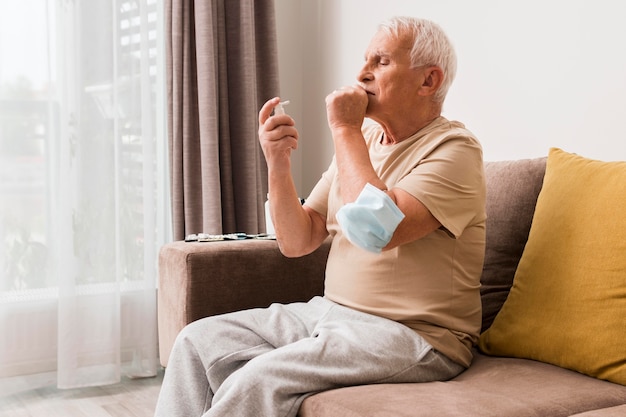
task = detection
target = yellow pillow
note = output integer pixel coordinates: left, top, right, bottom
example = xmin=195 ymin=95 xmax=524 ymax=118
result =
xmin=479 ymin=148 xmax=626 ymax=385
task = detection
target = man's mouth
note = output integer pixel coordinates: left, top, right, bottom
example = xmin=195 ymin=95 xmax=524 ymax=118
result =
xmin=358 ymin=84 xmax=374 ymax=96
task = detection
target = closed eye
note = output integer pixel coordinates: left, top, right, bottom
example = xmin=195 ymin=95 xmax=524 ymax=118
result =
xmin=364 ymin=52 xmax=392 ymax=67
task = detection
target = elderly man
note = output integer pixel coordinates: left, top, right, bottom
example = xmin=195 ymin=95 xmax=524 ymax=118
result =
xmin=155 ymin=16 xmax=485 ymax=417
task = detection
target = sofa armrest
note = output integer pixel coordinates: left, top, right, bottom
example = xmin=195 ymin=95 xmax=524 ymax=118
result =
xmin=157 ymin=238 xmax=331 ymax=366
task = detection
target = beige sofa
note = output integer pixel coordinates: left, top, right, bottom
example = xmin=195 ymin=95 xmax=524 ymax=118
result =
xmin=157 ymin=156 xmax=626 ymax=416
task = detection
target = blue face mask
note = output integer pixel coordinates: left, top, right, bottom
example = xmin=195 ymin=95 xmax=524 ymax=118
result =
xmin=335 ymin=183 xmax=405 ymax=253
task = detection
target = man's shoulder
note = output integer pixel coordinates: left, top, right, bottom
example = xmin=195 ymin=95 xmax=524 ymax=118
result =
xmin=425 ymin=117 xmax=481 ymax=152
xmin=428 ymin=117 xmax=476 ymax=138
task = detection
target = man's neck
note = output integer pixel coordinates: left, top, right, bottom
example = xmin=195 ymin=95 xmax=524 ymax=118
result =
xmin=377 ymin=101 xmax=442 ymax=145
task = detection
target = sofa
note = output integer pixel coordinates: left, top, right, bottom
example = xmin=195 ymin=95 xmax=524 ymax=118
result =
xmin=158 ymin=150 xmax=626 ymax=416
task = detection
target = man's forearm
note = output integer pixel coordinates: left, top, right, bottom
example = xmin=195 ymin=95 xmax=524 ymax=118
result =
xmin=333 ymin=126 xmax=387 ymax=203
xmin=268 ymin=169 xmax=326 ymax=257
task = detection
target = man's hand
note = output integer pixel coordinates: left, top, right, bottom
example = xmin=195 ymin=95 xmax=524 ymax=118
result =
xmin=258 ymin=97 xmax=299 ymax=173
xmin=325 ymin=85 xmax=368 ymax=133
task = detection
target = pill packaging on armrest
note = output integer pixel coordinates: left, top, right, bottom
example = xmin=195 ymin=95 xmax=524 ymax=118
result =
xmin=185 ymin=233 xmax=276 ymax=242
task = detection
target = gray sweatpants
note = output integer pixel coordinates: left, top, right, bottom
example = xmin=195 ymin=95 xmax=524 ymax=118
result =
xmin=154 ymin=296 xmax=464 ymax=417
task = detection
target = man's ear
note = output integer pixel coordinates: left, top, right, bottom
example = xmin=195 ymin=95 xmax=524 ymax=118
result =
xmin=418 ymin=66 xmax=444 ymax=97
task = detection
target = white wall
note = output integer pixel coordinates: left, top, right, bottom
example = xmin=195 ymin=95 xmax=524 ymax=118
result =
xmin=275 ymin=0 xmax=626 ymax=196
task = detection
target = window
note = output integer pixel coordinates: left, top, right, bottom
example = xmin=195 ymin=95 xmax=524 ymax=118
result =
xmin=0 ymin=0 xmax=168 ymax=383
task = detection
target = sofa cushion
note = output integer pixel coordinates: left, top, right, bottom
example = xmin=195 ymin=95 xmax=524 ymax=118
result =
xmin=298 ymin=352 xmax=626 ymax=417
xmin=480 ymin=157 xmax=546 ymax=331
xmin=479 ymin=148 xmax=626 ymax=385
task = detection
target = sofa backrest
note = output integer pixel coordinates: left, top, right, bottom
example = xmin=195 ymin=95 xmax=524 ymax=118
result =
xmin=480 ymin=157 xmax=547 ymax=331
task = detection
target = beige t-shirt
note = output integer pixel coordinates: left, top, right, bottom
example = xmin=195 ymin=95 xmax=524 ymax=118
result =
xmin=305 ymin=117 xmax=486 ymax=367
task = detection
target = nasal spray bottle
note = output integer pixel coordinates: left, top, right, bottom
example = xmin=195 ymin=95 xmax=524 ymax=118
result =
xmin=273 ymin=99 xmax=290 ymax=116
xmin=265 ymin=100 xmax=290 ymax=235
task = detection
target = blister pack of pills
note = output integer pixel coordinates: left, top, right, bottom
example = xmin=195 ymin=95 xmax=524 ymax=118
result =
xmin=184 ymin=233 xmax=276 ymax=242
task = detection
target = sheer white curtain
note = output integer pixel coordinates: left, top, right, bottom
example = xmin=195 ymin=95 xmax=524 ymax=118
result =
xmin=0 ymin=0 xmax=169 ymax=390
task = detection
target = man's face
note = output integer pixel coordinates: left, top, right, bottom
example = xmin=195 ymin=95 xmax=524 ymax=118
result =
xmin=357 ymin=30 xmax=423 ymax=122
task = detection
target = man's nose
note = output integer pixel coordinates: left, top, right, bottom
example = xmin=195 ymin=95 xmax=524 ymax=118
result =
xmin=357 ymin=65 xmax=373 ymax=83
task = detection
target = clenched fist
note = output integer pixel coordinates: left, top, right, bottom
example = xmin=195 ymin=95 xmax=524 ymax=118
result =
xmin=325 ymin=85 xmax=368 ymax=132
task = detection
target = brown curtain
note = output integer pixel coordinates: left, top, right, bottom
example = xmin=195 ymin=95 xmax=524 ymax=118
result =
xmin=166 ymin=0 xmax=280 ymax=240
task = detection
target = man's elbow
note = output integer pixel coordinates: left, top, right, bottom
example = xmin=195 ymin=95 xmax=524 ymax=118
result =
xmin=277 ymin=240 xmax=315 ymax=258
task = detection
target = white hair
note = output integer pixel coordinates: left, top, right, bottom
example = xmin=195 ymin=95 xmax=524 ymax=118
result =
xmin=379 ymin=17 xmax=457 ymax=103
